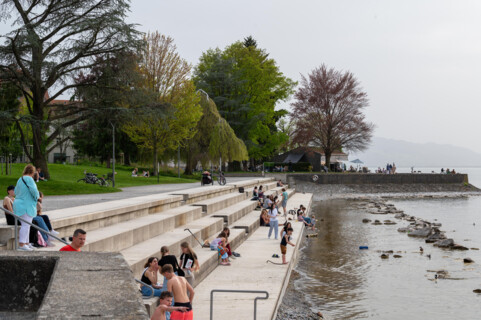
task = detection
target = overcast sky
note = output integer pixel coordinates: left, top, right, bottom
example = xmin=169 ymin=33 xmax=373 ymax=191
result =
xmin=2 ymin=1 xmax=481 ymax=153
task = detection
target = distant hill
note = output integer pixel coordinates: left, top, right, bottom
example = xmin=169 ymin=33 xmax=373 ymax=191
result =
xmin=349 ymin=137 xmax=481 ymax=167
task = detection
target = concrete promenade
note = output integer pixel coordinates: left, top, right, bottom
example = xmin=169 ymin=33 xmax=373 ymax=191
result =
xmin=193 ymin=192 xmax=313 ymax=320
xmin=8 ymin=177 xmax=253 ymax=214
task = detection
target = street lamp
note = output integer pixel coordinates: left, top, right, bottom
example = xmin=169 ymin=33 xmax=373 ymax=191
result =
xmin=110 ymin=122 xmax=115 ymax=188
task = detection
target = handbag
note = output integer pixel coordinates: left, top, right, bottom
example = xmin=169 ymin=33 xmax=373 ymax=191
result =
xmin=175 ymin=259 xmax=185 ymax=277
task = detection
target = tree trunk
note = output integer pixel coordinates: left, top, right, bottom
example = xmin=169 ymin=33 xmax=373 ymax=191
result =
xmin=106 ymin=156 xmax=111 ymax=169
xmin=32 ymin=121 xmax=50 ymax=179
xmin=325 ymin=151 xmax=332 ymax=172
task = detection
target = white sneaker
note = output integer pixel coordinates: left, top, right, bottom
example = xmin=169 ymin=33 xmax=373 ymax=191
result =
xmin=47 ymin=241 xmax=56 ymax=247
xmin=51 ymin=230 xmax=59 ymax=235
xmin=18 ymin=246 xmax=33 ymax=251
xmin=27 ymin=244 xmax=37 ymax=250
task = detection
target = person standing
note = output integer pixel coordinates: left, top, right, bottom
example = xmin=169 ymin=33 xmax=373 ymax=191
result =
xmin=268 ymin=203 xmax=279 ymax=240
xmin=179 ymin=242 xmax=200 ymax=288
xmin=13 ymin=164 xmax=40 ymax=251
xmin=161 ymin=264 xmax=194 ymax=320
xmin=281 ymin=188 xmax=288 ymax=220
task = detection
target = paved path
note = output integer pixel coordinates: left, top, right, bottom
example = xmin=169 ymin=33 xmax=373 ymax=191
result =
xmin=193 ymin=192 xmax=313 ymax=320
xmin=41 ymin=177 xmax=254 ymax=211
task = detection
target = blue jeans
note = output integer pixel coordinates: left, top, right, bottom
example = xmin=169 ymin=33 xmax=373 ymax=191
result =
xmin=141 ymin=285 xmax=162 ymax=297
xmin=33 ymin=216 xmax=49 ymax=242
xmin=304 ymin=217 xmax=312 ymax=224
xmin=268 ymin=220 xmax=279 ymax=239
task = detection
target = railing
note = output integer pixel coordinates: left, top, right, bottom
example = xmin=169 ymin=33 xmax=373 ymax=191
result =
xmin=0 ymin=206 xmax=68 ymax=249
xmin=210 ymin=289 xmax=269 ymax=320
xmin=134 ymin=278 xmax=154 ymax=298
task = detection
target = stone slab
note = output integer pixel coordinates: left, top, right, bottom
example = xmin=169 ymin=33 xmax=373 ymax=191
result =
xmin=0 ymin=251 xmax=148 ymax=320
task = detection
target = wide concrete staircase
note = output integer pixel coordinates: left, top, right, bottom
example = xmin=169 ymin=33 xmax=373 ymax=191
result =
xmin=0 ymin=177 xmax=296 ymax=316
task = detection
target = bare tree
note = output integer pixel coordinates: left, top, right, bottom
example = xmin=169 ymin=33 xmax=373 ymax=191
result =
xmin=291 ymin=65 xmax=374 ymax=169
xmin=0 ymin=0 xmax=140 ymax=178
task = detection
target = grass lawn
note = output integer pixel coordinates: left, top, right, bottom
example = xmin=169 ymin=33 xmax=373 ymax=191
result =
xmin=0 ymin=163 xmax=198 ymax=196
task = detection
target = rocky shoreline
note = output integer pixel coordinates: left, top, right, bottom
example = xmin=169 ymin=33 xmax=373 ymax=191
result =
xmin=276 ymin=189 xmax=481 ymax=319
xmin=276 ymin=269 xmax=325 ymax=320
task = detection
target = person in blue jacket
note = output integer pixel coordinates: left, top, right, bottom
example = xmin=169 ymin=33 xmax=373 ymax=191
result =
xmin=13 ymin=164 xmax=40 ymax=251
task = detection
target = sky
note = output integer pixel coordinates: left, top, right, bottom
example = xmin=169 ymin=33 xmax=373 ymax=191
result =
xmin=2 ymin=1 xmax=481 ymax=153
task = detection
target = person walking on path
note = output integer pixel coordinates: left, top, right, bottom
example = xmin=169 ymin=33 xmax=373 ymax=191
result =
xmin=161 ymin=264 xmax=195 ymax=320
xmin=13 ymin=164 xmax=40 ymax=251
xmin=268 ymin=203 xmax=280 ymax=240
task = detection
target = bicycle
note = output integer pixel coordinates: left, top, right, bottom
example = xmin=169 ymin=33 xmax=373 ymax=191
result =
xmin=77 ymin=172 xmax=109 ymax=187
xmin=216 ymin=171 xmax=226 ymax=185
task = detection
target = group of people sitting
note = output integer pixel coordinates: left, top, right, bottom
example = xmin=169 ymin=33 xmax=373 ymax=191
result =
xmin=208 ymin=227 xmax=239 ymax=265
xmin=132 ymin=168 xmax=150 ymax=177
xmin=140 ymin=243 xmax=199 ymax=319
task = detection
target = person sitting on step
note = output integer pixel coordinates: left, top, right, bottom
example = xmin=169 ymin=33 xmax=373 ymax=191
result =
xmin=139 ymin=257 xmax=163 ymax=297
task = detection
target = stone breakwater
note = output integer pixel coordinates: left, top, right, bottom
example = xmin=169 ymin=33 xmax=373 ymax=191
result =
xmin=357 ymin=198 xmax=476 ymax=252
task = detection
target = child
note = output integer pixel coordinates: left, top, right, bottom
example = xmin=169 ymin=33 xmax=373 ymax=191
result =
xmin=151 ymin=291 xmax=189 ymax=320
xmin=280 ymin=228 xmax=295 ymax=264
xmin=217 ymin=238 xmax=230 ymax=265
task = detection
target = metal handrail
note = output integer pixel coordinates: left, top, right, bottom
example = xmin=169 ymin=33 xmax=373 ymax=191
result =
xmin=0 ymin=206 xmax=68 ymax=249
xmin=134 ymin=278 xmax=154 ymax=298
xmin=210 ymin=289 xmax=269 ymax=320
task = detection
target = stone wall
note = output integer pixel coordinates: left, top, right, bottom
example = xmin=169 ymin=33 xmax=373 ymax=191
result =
xmin=287 ymin=173 xmax=468 ymax=185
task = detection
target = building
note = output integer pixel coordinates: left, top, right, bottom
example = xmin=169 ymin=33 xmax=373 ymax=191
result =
xmin=271 ymin=147 xmax=348 ymax=172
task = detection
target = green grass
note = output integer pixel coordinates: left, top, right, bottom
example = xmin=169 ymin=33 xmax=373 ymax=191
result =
xmin=0 ymin=163 xmax=198 ymax=196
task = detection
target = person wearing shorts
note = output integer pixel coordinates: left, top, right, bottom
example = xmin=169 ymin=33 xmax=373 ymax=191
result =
xmin=280 ymin=228 xmax=295 ymax=264
xmin=162 ymin=264 xmax=194 ymax=320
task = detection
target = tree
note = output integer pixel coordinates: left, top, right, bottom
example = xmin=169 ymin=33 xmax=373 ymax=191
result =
xmin=72 ymin=53 xmax=141 ymax=167
xmin=194 ymin=38 xmax=295 ymax=165
xmin=0 ymin=81 xmax=23 ymax=173
xmin=0 ymin=0 xmax=140 ymax=178
xmin=183 ymin=94 xmax=248 ymax=174
xmin=291 ymin=65 xmax=374 ymax=169
xmin=122 ymin=32 xmax=202 ymax=176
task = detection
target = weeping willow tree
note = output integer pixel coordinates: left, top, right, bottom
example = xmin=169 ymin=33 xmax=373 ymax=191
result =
xmin=184 ymin=95 xmax=248 ymax=174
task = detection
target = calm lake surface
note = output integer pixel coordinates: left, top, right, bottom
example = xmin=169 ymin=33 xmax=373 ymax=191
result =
xmin=294 ymin=168 xmax=481 ymax=319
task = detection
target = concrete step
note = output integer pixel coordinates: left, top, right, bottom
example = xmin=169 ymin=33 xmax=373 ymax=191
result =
xmin=44 ymin=193 xmax=184 ymax=238
xmin=231 ymin=210 xmax=262 ymax=234
xmin=122 ymin=216 xmax=224 ymax=277
xmin=170 ymin=185 xmax=235 ymax=204
xmin=40 ymin=205 xmax=204 ymax=253
xmin=140 ymin=228 xmax=247 ymax=316
xmin=192 ymin=192 xmax=247 ymax=214
xmin=193 ymin=192 xmax=314 ymax=320
xmin=211 ymin=199 xmax=258 ymax=225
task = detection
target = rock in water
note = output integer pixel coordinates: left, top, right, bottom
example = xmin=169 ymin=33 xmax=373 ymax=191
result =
xmin=407 ymin=227 xmax=433 ymax=238
xmin=433 ymin=239 xmax=454 ymax=248
xmin=362 ymin=218 xmax=371 ymax=223
xmin=425 ymin=232 xmax=446 ymax=243
xmin=452 ymin=244 xmax=469 ymax=250
xmin=380 ymin=254 xmax=389 ymax=259
xmin=393 ymin=255 xmax=402 ymax=258
xmin=463 ymin=258 xmax=474 ymax=263
xmin=474 ymin=289 xmax=481 ymax=294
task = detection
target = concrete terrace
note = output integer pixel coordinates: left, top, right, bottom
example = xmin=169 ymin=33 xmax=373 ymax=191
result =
xmin=0 ymin=176 xmax=313 ymax=319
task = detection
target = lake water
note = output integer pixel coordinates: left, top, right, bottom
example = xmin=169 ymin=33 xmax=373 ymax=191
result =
xmin=293 ymin=167 xmax=481 ymax=319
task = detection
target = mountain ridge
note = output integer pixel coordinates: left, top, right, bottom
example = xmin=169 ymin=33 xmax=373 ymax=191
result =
xmin=349 ymin=137 xmax=481 ymax=167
